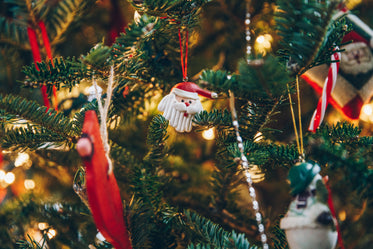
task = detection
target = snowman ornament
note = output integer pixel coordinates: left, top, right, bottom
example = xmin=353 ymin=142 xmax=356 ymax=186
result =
xmin=280 ymin=161 xmax=337 ymax=249
xmin=158 ymin=82 xmax=217 ymax=132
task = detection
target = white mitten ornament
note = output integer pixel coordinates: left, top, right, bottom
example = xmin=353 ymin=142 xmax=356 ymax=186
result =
xmin=158 ymin=82 xmax=217 ymax=132
xmin=280 ymin=161 xmax=337 ymax=249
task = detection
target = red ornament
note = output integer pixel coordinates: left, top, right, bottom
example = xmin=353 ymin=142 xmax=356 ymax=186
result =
xmin=76 ymin=110 xmax=132 ymax=249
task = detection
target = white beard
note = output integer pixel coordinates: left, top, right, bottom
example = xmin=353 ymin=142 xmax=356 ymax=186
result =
xmin=340 ymin=42 xmax=373 ymax=75
xmin=158 ymin=93 xmax=203 ymax=132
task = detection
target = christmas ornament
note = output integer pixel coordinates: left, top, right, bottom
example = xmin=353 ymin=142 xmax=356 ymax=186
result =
xmin=280 ymin=161 xmax=337 ymax=249
xmin=76 ymin=67 xmax=132 ymax=249
xmin=308 ymin=49 xmax=341 ymax=132
xmin=158 ymin=28 xmax=217 ymax=132
xmin=27 ymin=21 xmax=58 ymax=111
xmin=302 ymin=10 xmax=373 ymax=120
xmin=77 ymin=111 xmax=132 ymax=249
xmin=158 ymin=81 xmax=217 ymax=132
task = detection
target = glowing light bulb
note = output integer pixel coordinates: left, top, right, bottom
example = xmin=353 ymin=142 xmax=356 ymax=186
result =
xmin=38 ymin=222 xmax=48 ymax=230
xmin=256 ymin=35 xmax=265 ymax=44
xmin=4 ymin=172 xmax=15 ymax=184
xmin=14 ymin=152 xmax=30 ymax=167
xmin=202 ymin=128 xmax=215 ymax=140
xmin=24 ymin=179 xmax=35 ymax=190
xmin=362 ymin=104 xmax=373 ymax=116
xmin=47 ymin=228 xmax=57 ymax=239
xmin=0 ymin=170 xmax=5 ymax=181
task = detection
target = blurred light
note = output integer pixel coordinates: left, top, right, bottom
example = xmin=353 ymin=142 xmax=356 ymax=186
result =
xmin=0 ymin=170 xmax=5 ymax=181
xmin=4 ymin=172 xmax=15 ymax=184
xmin=15 ymin=152 xmax=30 ymax=167
xmin=339 ymin=210 xmax=346 ymax=221
xmin=47 ymin=228 xmax=57 ymax=239
xmin=254 ymin=132 xmax=263 ymax=142
xmin=38 ymin=222 xmax=48 ymax=230
xmin=134 ymin=11 xmax=142 ymax=24
xmin=255 ymin=34 xmax=273 ymax=55
xmin=24 ymin=179 xmax=35 ymax=190
xmin=202 ymin=128 xmax=215 ymax=140
xmin=362 ymin=104 xmax=373 ymax=116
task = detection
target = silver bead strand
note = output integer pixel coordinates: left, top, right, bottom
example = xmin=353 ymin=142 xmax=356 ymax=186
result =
xmin=228 ymin=90 xmax=269 ymax=249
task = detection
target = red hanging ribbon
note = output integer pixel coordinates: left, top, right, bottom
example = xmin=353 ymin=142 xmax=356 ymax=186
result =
xmin=27 ymin=21 xmax=58 ymax=111
xmin=77 ymin=110 xmax=132 ymax=249
xmin=323 ymin=176 xmax=345 ymax=249
xmin=178 ymin=28 xmax=189 ymax=81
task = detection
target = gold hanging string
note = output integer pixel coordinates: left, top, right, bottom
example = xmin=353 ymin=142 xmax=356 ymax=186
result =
xmin=287 ymin=84 xmax=301 ymax=155
xmin=296 ymin=75 xmax=304 ymax=158
xmin=287 ymin=75 xmax=305 ymax=160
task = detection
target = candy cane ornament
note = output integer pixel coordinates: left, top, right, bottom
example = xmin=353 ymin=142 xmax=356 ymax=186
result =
xmin=308 ymin=48 xmax=341 ymax=132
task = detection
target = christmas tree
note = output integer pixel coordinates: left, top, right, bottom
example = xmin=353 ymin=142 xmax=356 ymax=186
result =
xmin=1 ymin=0 xmax=373 ymax=248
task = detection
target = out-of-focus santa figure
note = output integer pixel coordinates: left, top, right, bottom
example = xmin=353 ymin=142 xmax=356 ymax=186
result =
xmin=158 ymin=82 xmax=217 ymax=132
xmin=302 ymin=10 xmax=373 ymax=120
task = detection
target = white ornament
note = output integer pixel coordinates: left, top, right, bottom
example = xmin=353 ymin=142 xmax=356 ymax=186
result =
xmin=280 ymin=161 xmax=337 ymax=249
xmin=158 ymin=82 xmax=217 ymax=132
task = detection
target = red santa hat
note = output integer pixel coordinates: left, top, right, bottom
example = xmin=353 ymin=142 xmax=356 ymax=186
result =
xmin=171 ymin=82 xmax=218 ymax=99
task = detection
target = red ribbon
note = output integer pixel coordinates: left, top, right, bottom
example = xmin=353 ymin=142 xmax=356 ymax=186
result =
xmin=27 ymin=21 xmax=58 ymax=111
xmin=178 ymin=29 xmax=189 ymax=81
xmin=323 ymin=176 xmax=345 ymax=249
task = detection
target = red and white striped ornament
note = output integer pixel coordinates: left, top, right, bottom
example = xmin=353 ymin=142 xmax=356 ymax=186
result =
xmin=308 ymin=49 xmax=341 ymax=132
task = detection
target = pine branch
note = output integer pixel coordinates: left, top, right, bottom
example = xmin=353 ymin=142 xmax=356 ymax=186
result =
xmin=275 ymin=0 xmax=340 ymax=75
xmin=182 ymin=210 xmax=258 ymax=249
xmin=2 ymin=125 xmax=69 ymax=150
xmin=0 ymin=94 xmax=80 ymax=143
xmin=0 ymin=16 xmax=30 ymax=50
xmin=37 ymin=0 xmax=96 ymax=46
xmin=143 ymin=114 xmax=169 ymax=167
xmin=193 ymin=109 xmax=232 ymax=128
xmin=23 ymin=57 xmax=87 ymax=92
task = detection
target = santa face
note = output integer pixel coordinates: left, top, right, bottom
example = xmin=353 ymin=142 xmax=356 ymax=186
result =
xmin=340 ymin=42 xmax=373 ymax=75
xmin=158 ymin=92 xmax=203 ymax=132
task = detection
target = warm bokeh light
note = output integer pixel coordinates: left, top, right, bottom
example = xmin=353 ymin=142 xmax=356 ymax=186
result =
xmin=38 ymin=222 xmax=48 ymax=230
xmin=255 ymin=34 xmax=273 ymax=55
xmin=14 ymin=152 xmax=30 ymax=167
xmin=47 ymin=228 xmax=57 ymax=239
xmin=24 ymin=179 xmax=35 ymax=190
xmin=202 ymin=128 xmax=215 ymax=140
xmin=339 ymin=210 xmax=347 ymax=221
xmin=4 ymin=172 xmax=15 ymax=184
xmin=0 ymin=170 xmax=5 ymax=181
xmin=362 ymin=104 xmax=373 ymax=116
xmin=360 ymin=103 xmax=373 ymax=122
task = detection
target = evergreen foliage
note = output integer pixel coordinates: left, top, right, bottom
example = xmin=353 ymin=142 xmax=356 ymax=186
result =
xmin=0 ymin=0 xmax=373 ymax=248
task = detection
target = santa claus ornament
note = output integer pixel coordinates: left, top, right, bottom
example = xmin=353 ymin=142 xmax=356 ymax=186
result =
xmin=302 ymin=9 xmax=373 ymax=121
xmin=158 ymin=28 xmax=217 ymax=132
xmin=280 ymin=161 xmax=337 ymax=249
xmin=158 ymin=81 xmax=217 ymax=132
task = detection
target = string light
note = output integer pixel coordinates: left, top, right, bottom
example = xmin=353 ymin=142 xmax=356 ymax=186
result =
xmin=38 ymin=222 xmax=48 ymax=230
xmin=24 ymin=179 xmax=36 ymax=190
xmin=4 ymin=172 xmax=15 ymax=184
xmin=47 ymin=228 xmax=57 ymax=239
xmin=228 ymin=90 xmax=269 ymax=249
xmin=202 ymin=128 xmax=215 ymax=140
xmin=0 ymin=170 xmax=5 ymax=181
xmin=14 ymin=152 xmax=30 ymax=167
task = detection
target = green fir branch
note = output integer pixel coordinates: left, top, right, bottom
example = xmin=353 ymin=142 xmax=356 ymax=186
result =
xmin=275 ymin=0 xmax=339 ymax=74
xmin=2 ymin=125 xmax=69 ymax=150
xmin=0 ymin=16 xmax=30 ymax=50
xmin=193 ymin=109 xmax=232 ymax=128
xmin=183 ymin=210 xmax=258 ymax=249
xmin=143 ymin=114 xmax=169 ymax=167
xmin=22 ymin=57 xmax=88 ymax=92
xmin=37 ymin=0 xmax=96 ymax=46
xmin=0 ymin=94 xmax=80 ymax=139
